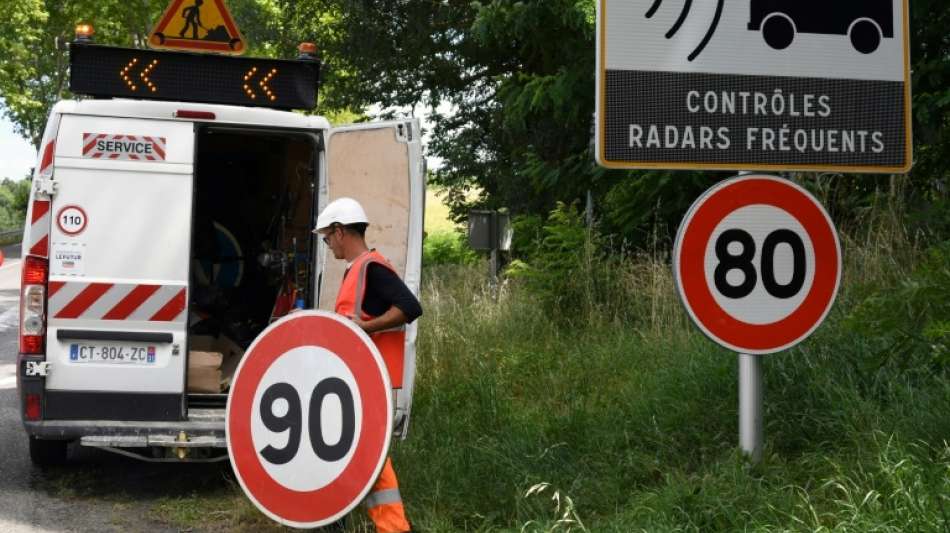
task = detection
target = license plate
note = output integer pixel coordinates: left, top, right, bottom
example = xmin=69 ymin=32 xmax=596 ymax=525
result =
xmin=69 ymin=343 xmax=157 ymax=365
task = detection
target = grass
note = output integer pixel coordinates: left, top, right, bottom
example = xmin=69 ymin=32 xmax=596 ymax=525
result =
xmin=425 ymin=187 xmax=461 ymax=234
xmin=386 ymin=201 xmax=949 ymax=531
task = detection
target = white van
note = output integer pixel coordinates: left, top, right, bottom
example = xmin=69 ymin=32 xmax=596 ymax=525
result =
xmin=17 ymin=98 xmax=424 ymax=465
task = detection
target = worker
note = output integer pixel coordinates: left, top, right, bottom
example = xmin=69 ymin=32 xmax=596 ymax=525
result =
xmin=313 ymin=197 xmax=421 ymax=533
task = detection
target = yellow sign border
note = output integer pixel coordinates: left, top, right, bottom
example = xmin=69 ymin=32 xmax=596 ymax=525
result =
xmin=596 ymin=0 xmax=913 ymax=174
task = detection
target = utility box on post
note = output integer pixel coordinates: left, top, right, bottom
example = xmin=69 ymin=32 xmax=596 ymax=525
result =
xmin=467 ymin=209 xmax=511 ymax=252
xmin=468 ymin=209 xmax=511 ymax=283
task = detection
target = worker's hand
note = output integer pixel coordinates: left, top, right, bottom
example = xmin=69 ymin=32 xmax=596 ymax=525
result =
xmin=350 ymin=316 xmax=371 ymax=333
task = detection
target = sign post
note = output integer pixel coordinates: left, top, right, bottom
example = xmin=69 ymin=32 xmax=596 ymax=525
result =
xmin=227 ymin=311 xmax=392 ymax=528
xmin=738 ymin=352 xmax=763 ymax=462
xmin=595 ymin=0 xmax=911 ymax=173
xmin=673 ymin=175 xmax=841 ymax=462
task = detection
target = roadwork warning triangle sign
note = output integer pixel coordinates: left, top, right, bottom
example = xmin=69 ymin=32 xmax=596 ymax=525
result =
xmin=149 ymin=0 xmax=246 ymax=55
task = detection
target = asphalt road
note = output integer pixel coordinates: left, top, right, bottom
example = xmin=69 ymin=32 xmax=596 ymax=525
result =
xmin=0 ymin=245 xmax=231 ymax=532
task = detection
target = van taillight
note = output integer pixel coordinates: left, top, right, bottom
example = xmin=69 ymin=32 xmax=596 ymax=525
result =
xmin=20 ymin=256 xmax=48 ymax=354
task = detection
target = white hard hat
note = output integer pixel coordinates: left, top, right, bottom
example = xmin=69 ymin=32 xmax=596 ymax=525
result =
xmin=314 ymin=197 xmax=369 ymax=232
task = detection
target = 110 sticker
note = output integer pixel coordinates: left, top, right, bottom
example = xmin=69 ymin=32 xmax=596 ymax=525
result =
xmin=56 ymin=205 xmax=88 ymax=236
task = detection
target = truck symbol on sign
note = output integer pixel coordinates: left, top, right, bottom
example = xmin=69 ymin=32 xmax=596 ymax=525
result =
xmin=748 ymin=0 xmax=894 ymax=54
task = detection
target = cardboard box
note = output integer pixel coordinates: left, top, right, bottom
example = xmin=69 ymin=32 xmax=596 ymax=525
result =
xmin=188 ymin=335 xmax=245 ymax=393
xmin=187 ymin=350 xmax=223 ymax=393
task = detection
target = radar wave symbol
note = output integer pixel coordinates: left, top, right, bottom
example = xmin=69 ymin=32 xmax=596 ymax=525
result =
xmin=645 ymin=0 xmax=725 ymax=62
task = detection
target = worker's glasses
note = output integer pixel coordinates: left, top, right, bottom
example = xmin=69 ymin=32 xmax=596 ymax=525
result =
xmin=321 ymin=225 xmax=341 ymax=245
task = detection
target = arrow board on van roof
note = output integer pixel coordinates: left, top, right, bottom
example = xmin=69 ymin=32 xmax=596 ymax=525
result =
xmin=149 ymin=0 xmax=246 ymax=55
xmin=595 ymin=0 xmax=911 ymax=173
xmin=69 ymin=43 xmax=320 ymax=110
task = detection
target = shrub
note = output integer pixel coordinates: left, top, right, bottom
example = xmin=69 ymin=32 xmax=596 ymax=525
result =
xmin=506 ymin=202 xmax=599 ymax=315
xmin=423 ymin=230 xmax=478 ymax=266
xmin=845 ymin=240 xmax=950 ymax=371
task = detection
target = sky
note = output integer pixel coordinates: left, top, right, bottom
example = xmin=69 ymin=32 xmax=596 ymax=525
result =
xmin=0 ymin=115 xmax=36 ymax=181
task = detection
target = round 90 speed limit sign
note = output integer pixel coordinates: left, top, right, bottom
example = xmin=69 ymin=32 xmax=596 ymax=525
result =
xmin=673 ymin=175 xmax=841 ymax=354
xmin=227 ymin=311 xmax=392 ymax=528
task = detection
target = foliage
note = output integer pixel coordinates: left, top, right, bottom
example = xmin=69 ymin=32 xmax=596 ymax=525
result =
xmin=4 ymin=1 xmax=948 ymax=250
xmin=0 ymin=178 xmax=31 ymax=230
xmin=422 ymin=230 xmax=477 ymax=267
xmin=285 ymin=0 xmax=950 ymax=251
xmin=507 ymin=202 xmax=598 ymax=315
xmin=846 ymin=240 xmax=950 ymax=370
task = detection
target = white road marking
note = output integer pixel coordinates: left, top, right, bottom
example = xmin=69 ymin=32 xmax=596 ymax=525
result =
xmin=0 ymin=306 xmax=17 ymax=332
xmin=0 ymin=259 xmax=21 ymax=273
xmin=0 ymin=363 xmax=16 ymax=390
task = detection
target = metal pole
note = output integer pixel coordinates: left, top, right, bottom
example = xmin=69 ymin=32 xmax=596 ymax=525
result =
xmin=489 ymin=211 xmax=499 ymax=287
xmin=738 ymin=353 xmax=763 ymax=462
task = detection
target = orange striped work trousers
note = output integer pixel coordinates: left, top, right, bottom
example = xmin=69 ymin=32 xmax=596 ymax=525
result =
xmin=365 ymin=457 xmax=411 ymax=533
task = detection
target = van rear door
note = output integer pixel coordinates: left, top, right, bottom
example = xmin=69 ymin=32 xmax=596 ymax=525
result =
xmin=44 ymin=114 xmax=194 ymax=421
xmin=319 ymin=119 xmax=424 ymax=438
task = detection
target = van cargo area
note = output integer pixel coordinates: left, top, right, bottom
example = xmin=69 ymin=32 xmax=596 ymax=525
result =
xmin=187 ymin=127 xmax=317 ymax=405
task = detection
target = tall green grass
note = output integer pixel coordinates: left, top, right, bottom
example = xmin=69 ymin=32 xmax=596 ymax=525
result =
xmin=386 ymin=203 xmax=949 ymax=532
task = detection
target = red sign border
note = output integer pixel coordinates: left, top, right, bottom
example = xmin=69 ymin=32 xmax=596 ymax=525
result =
xmin=55 ymin=205 xmax=88 ymax=236
xmin=226 ymin=311 xmax=392 ymax=527
xmin=674 ymin=175 xmax=841 ymax=354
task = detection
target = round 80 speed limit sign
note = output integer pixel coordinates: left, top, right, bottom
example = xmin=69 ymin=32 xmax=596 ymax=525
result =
xmin=227 ymin=311 xmax=392 ymax=528
xmin=673 ymin=175 xmax=841 ymax=354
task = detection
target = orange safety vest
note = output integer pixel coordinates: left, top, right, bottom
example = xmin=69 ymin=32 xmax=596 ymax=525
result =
xmin=335 ymin=250 xmax=406 ymax=389
xmin=335 ymin=250 xmax=411 ymax=533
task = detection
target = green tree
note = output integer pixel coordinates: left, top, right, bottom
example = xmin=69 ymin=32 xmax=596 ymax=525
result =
xmin=286 ymin=0 xmax=719 ymax=246
xmin=0 ymin=177 xmax=31 ymax=229
xmin=2 ymin=0 xmax=947 ymax=247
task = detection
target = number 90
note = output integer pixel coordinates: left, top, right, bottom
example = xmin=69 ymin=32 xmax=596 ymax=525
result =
xmin=258 ymin=378 xmax=356 ymax=465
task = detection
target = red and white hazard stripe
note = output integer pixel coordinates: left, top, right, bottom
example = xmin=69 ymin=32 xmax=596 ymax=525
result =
xmin=39 ymin=139 xmax=55 ymax=177
xmin=47 ymin=282 xmax=187 ymax=323
xmin=26 ymin=139 xmax=57 ymax=257
xmin=28 ymin=200 xmax=51 ymax=258
xmin=82 ymin=133 xmax=167 ymax=161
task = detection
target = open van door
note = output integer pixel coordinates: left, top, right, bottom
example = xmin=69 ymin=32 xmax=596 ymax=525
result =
xmin=319 ymin=119 xmax=424 ymax=439
xmin=44 ymin=115 xmax=194 ymax=421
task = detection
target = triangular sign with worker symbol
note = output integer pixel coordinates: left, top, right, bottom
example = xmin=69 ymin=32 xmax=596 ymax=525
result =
xmin=148 ymin=0 xmax=246 ymax=55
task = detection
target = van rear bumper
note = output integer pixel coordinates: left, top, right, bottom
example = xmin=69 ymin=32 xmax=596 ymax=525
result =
xmin=23 ymin=408 xmax=226 ymax=447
